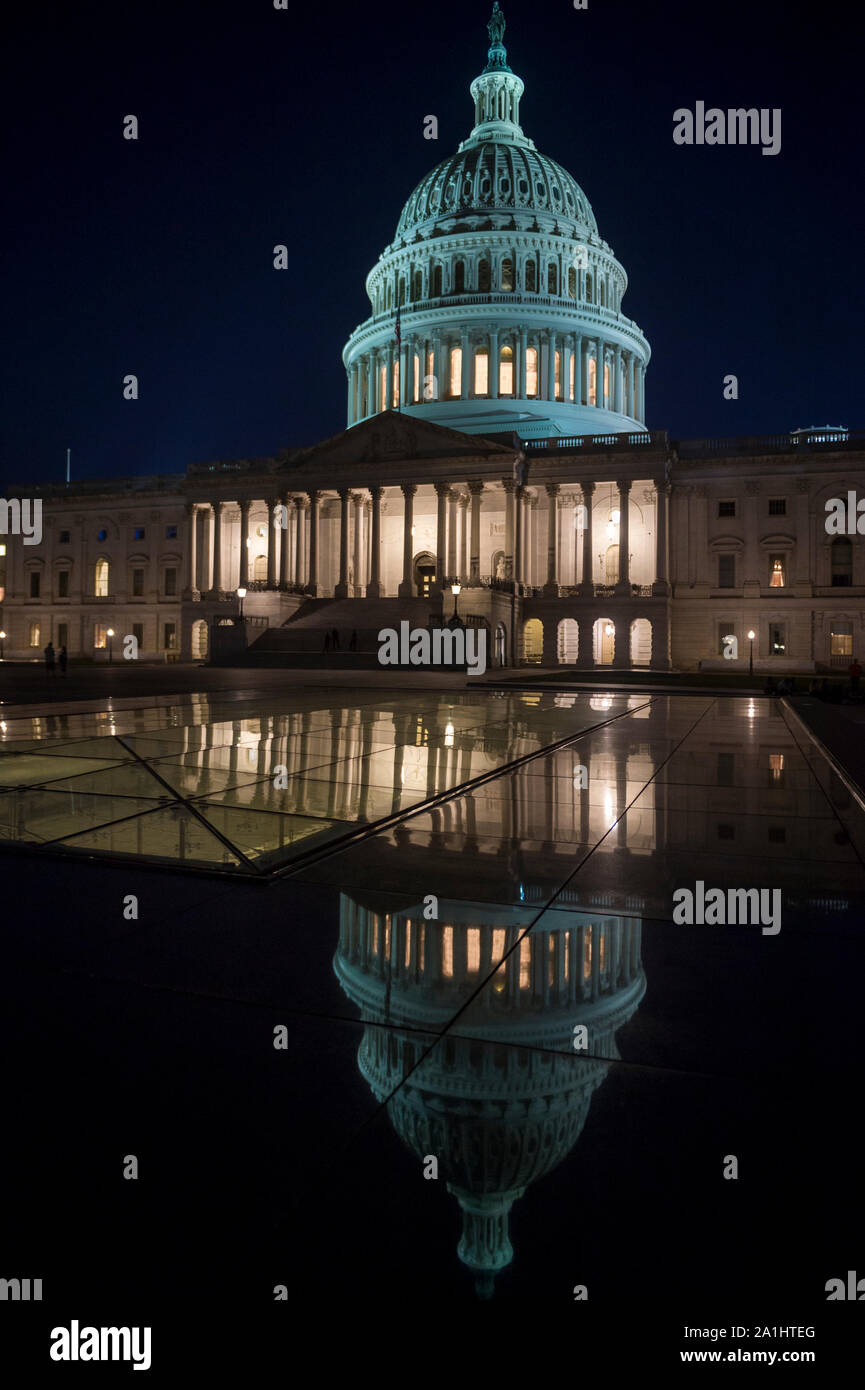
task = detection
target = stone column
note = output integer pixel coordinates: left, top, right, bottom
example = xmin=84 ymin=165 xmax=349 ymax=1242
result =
xmin=368 ymin=486 xmax=383 ymax=597
xmin=210 ymin=501 xmax=224 ymax=596
xmin=580 ymin=482 xmax=595 ymax=595
xmin=503 ymin=479 xmax=516 ymax=580
xmin=447 ymin=490 xmax=458 ymax=579
xmin=296 ymin=498 xmax=308 ymax=588
xmin=614 ymin=346 xmax=622 ymax=413
xmin=549 ymin=331 xmax=558 ymax=399
xmin=458 ymin=493 xmax=469 ymax=580
xmin=574 ymin=335 xmax=583 ymax=405
xmin=544 ymin=483 xmax=560 ymax=594
xmin=489 ymin=328 xmax=499 ymax=399
xmin=513 ymin=486 xmax=523 ymax=584
xmin=335 ymin=488 xmax=350 ymax=598
xmin=519 ymin=328 xmax=528 ymax=397
xmin=399 ymin=484 xmax=416 ymax=598
xmin=352 ymin=492 xmax=364 ymax=595
xmin=468 ymin=481 xmax=483 ymax=585
xmin=238 ymin=499 xmax=250 ymax=587
xmin=280 ymin=494 xmax=292 ymax=588
xmin=307 ymin=491 xmax=320 ymax=595
xmin=435 ymin=483 xmax=449 ymax=591
xmin=186 ymin=502 xmax=198 ymax=596
xmin=367 ymin=355 xmax=376 ymax=418
xmin=615 ymin=480 xmax=632 ymax=593
xmin=653 ymin=479 xmax=670 ymax=595
xmin=563 ymin=340 xmax=572 ymax=402
xmin=267 ymin=498 xmax=279 ymax=589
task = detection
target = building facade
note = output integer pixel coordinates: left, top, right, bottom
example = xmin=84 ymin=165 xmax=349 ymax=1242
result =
xmin=1 ymin=8 xmax=862 ymax=672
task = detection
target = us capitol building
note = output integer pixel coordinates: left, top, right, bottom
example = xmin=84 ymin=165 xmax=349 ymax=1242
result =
xmin=3 ymin=5 xmax=863 ymax=671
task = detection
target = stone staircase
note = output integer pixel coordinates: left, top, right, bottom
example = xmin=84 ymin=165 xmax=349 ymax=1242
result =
xmin=242 ymin=596 xmax=442 ymax=667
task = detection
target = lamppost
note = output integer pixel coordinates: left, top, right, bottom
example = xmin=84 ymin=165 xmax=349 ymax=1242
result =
xmin=0 ymin=630 xmax=5 ymax=660
xmin=451 ymin=581 xmax=461 ymax=622
xmin=107 ymin=627 xmax=114 ymax=664
xmin=748 ymin=629 xmax=755 ymax=675
xmin=236 ymin=587 xmax=247 ymax=620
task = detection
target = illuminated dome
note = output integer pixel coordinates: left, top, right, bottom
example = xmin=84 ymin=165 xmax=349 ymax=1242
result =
xmin=343 ymin=4 xmax=651 ymax=439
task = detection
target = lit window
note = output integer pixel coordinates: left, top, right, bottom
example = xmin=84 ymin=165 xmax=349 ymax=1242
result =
xmin=830 ymin=623 xmax=853 ymax=657
xmin=769 ymin=555 xmax=785 ymax=587
xmin=500 ymin=257 xmax=514 ymax=292
xmin=163 ymin=622 xmax=177 ymax=651
xmin=525 ymin=346 xmax=538 ymax=397
xmin=29 ymin=623 xmax=40 ymax=648
xmin=603 ymin=360 xmax=609 ymax=406
xmin=94 ymin=558 xmax=109 ymax=597
xmin=519 ymin=936 xmax=531 ymax=989
xmin=449 ymin=346 xmax=462 ymax=397
xmin=769 ymin=623 xmax=786 ymax=654
xmin=379 ymin=364 xmax=386 ymax=410
xmin=94 ymin=624 xmax=108 ymax=650
xmin=413 ymin=353 xmax=419 ymax=402
xmin=442 ymin=926 xmax=453 ymax=978
xmin=467 ymin=928 xmax=480 ymax=974
xmin=588 ymin=357 xmax=597 ymax=406
xmin=474 ymin=347 xmax=489 ymax=395
xmin=584 ymin=925 xmax=592 ymax=979
xmin=554 ymin=350 xmax=561 ymax=399
xmin=499 ymin=345 xmax=513 ymax=395
xmin=392 ymin=360 xmax=399 ymax=409
xmin=569 ymin=352 xmax=575 ymax=401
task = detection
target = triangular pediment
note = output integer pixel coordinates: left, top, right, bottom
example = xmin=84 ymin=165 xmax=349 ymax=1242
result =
xmin=285 ymin=412 xmax=508 ymax=471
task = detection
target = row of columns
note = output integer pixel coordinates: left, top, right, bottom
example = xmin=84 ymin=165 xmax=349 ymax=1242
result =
xmin=348 ymin=334 xmax=646 ymax=423
xmin=543 ymin=478 xmax=669 ymax=596
xmin=187 ymin=496 xmax=322 ymax=597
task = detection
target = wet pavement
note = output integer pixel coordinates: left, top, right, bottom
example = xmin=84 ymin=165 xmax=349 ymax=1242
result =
xmin=2 ymin=687 xmax=863 ymax=1365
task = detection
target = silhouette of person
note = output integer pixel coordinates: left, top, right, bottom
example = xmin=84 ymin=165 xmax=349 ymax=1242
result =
xmin=323 ymin=631 xmax=331 ymax=653
xmin=332 ymin=628 xmax=340 ymax=650
xmin=58 ymin=645 xmax=68 ymax=675
xmin=44 ymin=641 xmax=56 ymax=676
xmin=349 ymin=630 xmax=358 ymax=652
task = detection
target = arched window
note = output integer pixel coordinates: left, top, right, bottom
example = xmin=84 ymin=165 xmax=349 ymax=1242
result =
xmin=477 ymin=259 xmax=490 ymax=292
xmin=432 ymin=265 xmax=443 ymax=297
xmin=392 ymin=360 xmax=400 ymax=408
xmin=585 ymin=273 xmax=593 ymax=303
xmin=569 ymin=352 xmax=576 ymax=401
xmin=568 ymin=266 xmax=576 ymax=298
xmin=379 ymin=363 xmax=386 ymax=410
xmin=398 ymin=277 xmax=405 ymax=306
xmin=449 ymin=346 xmax=462 ymax=397
xmin=602 ymin=360 xmax=609 ymax=407
xmin=501 ymin=257 xmax=514 ymax=292
xmin=588 ymin=357 xmax=597 ymax=406
xmin=525 ymin=259 xmax=536 ymax=292
xmin=474 ymin=347 xmax=489 ymax=395
xmin=554 ymin=350 xmax=562 ymax=400
xmin=605 ymin=544 xmax=619 ymax=584
xmin=499 ymin=345 xmax=514 ymax=395
xmin=454 ymin=260 xmax=465 ymax=293
xmin=547 ymin=262 xmax=558 ymax=295
xmin=831 ymin=537 xmax=853 ymax=586
xmin=600 ymin=280 xmax=606 ymax=307
xmin=94 ymin=558 xmax=109 ymax=597
xmin=412 ymin=270 xmax=422 ymax=301
xmin=525 ymin=346 xmax=538 ymax=397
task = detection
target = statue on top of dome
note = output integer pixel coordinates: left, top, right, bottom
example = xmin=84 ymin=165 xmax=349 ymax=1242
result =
xmin=487 ymin=2 xmax=506 ymax=47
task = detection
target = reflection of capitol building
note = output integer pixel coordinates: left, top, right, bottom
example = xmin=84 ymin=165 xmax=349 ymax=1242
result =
xmin=335 ymin=893 xmax=645 ymax=1295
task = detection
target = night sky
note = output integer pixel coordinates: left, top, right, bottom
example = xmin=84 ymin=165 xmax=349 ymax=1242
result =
xmin=1 ymin=0 xmax=861 ymax=486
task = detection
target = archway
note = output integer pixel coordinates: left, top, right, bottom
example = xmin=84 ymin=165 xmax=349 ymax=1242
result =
xmin=557 ymin=617 xmax=579 ymax=664
xmin=630 ymin=617 xmax=651 ymax=667
xmin=495 ymin=623 xmax=507 ymax=667
xmin=593 ymin=618 xmax=615 ymax=665
xmin=192 ymin=619 xmax=209 ymax=660
xmin=253 ymin=554 xmax=267 ymax=582
xmin=605 ymin=543 xmax=619 ymax=585
xmin=412 ymin=550 xmax=436 ymax=598
xmin=522 ymin=618 xmax=543 ymax=664
xmin=491 ymin=549 xmax=506 ymax=580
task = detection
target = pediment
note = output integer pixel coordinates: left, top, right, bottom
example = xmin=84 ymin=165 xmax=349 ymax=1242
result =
xmin=286 ymin=411 xmax=506 ymax=472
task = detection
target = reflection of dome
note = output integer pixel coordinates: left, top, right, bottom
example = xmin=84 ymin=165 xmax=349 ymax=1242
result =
xmin=335 ymin=892 xmax=646 ymax=1296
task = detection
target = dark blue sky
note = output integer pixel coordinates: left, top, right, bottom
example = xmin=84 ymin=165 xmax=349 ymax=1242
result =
xmin=1 ymin=0 xmax=862 ymax=485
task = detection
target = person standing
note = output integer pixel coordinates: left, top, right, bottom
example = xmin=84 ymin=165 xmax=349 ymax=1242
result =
xmin=58 ymin=645 xmax=68 ymax=676
xmin=848 ymin=657 xmax=862 ymax=696
xmin=44 ymin=641 xmax=56 ymax=676
xmin=332 ymin=628 xmax=340 ymax=651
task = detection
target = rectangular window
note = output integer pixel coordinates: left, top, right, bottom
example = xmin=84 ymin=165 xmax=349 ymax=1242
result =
xmin=165 ymin=525 xmax=177 ymax=539
xmin=474 ymin=350 xmax=489 ymax=396
xmin=132 ymin=569 xmax=144 ymax=596
xmin=163 ymin=622 xmax=177 ymax=650
xmin=29 ymin=623 xmax=40 ymax=648
xmin=525 ymin=347 xmax=538 ymax=397
xmin=499 ymin=350 xmax=513 ymax=395
xmin=29 ymin=572 xmax=40 ymax=598
xmin=57 ymin=622 xmax=68 ymax=650
xmin=588 ymin=357 xmax=597 ymax=406
xmin=717 ymin=553 xmax=735 ymax=588
xmin=450 ymin=346 xmax=462 ymax=397
xmin=94 ymin=624 xmax=107 ymax=650
xmin=133 ymin=526 xmax=146 ymax=540
xmin=769 ymin=623 xmax=786 ymax=655
xmin=602 ymin=361 xmax=609 ymax=406
xmin=413 ymin=353 xmax=419 ymax=403
xmin=769 ymin=554 xmax=785 ymax=587
xmin=569 ymin=352 xmax=575 ymax=401
xmin=718 ymin=500 xmax=736 ymax=518
xmin=392 ymin=360 xmax=399 ymax=409
xmin=164 ymin=567 xmax=177 ymax=597
xmin=830 ymin=623 xmax=853 ymax=657
xmin=58 ymin=571 xmax=69 ymax=597
xmin=132 ymin=622 xmax=144 ymax=649
xmin=59 ymin=530 xmax=70 ymax=543
xmin=554 ymin=350 xmax=561 ymax=399
xmin=768 ymin=498 xmax=786 ymax=516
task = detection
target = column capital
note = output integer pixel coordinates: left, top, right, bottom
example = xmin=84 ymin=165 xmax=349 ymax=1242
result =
xmin=239 ymin=497 xmax=252 ymax=513
xmin=434 ymin=480 xmax=452 ymax=496
xmin=457 ymin=492 xmax=469 ymax=508
xmin=581 ymin=481 xmax=596 ymax=498
xmin=545 ymin=482 xmax=560 ymax=498
xmin=616 ymin=478 xmax=633 ymax=494
xmin=401 ymin=482 xmax=417 ymax=498
xmin=307 ymin=489 xmax=322 ymax=505
xmin=653 ymin=478 xmax=671 ymax=496
xmin=502 ymin=478 xmax=515 ymax=494
xmin=468 ymin=480 xmax=485 ymax=495
xmin=369 ymin=484 xmax=384 ymax=501
xmin=338 ymin=486 xmax=352 ymax=501
xmin=266 ymin=495 xmax=281 ymax=511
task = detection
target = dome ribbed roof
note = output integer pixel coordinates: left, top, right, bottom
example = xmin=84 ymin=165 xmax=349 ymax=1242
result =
xmin=396 ymin=141 xmax=598 ymax=240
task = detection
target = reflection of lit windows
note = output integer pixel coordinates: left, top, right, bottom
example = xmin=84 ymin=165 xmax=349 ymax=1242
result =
xmin=563 ymin=932 xmax=570 ymax=981
xmin=492 ymin=928 xmax=505 ymax=967
xmin=442 ymin=926 xmax=453 ymax=978
xmin=599 ymin=930 xmax=606 ymax=971
xmin=519 ymin=936 xmax=531 ymax=989
xmin=444 ymin=723 xmax=454 ymax=747
xmin=404 ymin=923 xmax=411 ymax=971
xmin=548 ymin=936 xmax=555 ymax=987
xmin=769 ymin=753 xmax=785 ymax=780
xmin=94 ymin=624 xmax=108 ymax=650
xmin=467 ymin=928 xmax=480 ymax=975
xmin=584 ymin=925 xmax=592 ymax=979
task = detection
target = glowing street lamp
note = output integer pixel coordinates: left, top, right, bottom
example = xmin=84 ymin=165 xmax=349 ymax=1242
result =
xmin=451 ymin=581 xmax=461 ymax=621
xmin=107 ymin=627 xmax=114 ymax=664
xmin=748 ymin=629 xmax=756 ymax=675
xmin=236 ymin=587 xmax=247 ymax=620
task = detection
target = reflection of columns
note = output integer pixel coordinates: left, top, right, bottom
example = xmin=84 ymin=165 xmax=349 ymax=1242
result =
xmin=307 ymin=491 xmax=320 ymax=595
xmin=335 ymin=488 xmax=350 ymax=598
xmin=210 ymin=501 xmax=224 ymax=595
xmin=367 ymin=486 xmax=383 ymax=598
xmin=458 ymin=493 xmax=469 ymax=581
xmin=544 ymin=483 xmax=559 ymax=594
xmin=468 ymin=481 xmax=483 ymax=585
xmin=615 ymin=480 xmax=631 ymax=593
xmin=267 ymin=498 xmax=279 ymax=589
xmin=503 ymin=479 xmax=515 ymax=580
xmin=352 ymin=492 xmax=363 ymax=595
xmin=186 ymin=503 xmax=197 ymax=595
xmin=399 ymin=484 xmax=416 ymax=598
xmin=280 ymin=494 xmax=292 ymax=588
xmin=435 ymin=483 xmax=449 ymax=592
xmin=653 ymin=479 xmax=670 ymax=595
xmin=580 ymin=482 xmax=595 ymax=595
xmin=238 ymin=499 xmax=250 ymax=587
xmin=447 ymin=490 xmax=458 ymax=579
